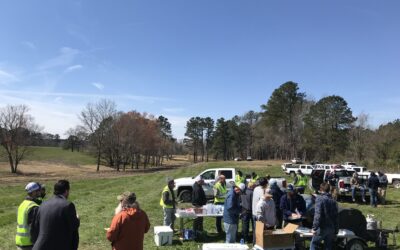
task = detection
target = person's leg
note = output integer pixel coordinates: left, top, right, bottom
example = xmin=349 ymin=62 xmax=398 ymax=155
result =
xmin=252 ymin=215 xmax=257 ymax=244
xmin=171 ymin=209 xmax=176 ymax=230
xmin=310 ymin=234 xmax=323 ymax=250
xmin=163 ymin=208 xmax=171 ymax=227
xmin=360 ymin=187 xmax=366 ymax=202
xmin=381 ymin=187 xmax=387 ymax=205
xmin=323 ymin=229 xmax=335 ymax=250
xmin=242 ymin=213 xmax=250 ymax=242
xmin=351 ymin=187 xmax=356 ymax=201
xmin=216 ymin=217 xmax=223 ymax=233
xmin=224 ymin=223 xmax=236 ymax=243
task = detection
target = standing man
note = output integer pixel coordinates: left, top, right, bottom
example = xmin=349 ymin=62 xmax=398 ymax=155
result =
xmin=252 ymin=177 xmax=268 ymax=242
xmin=240 ymin=182 xmax=255 ymax=243
xmin=107 ymin=192 xmax=150 ymax=250
xmin=32 ymin=180 xmax=80 ymax=250
xmin=378 ymin=171 xmax=388 ymax=205
xmin=192 ymin=176 xmax=207 ymax=235
xmin=223 ymin=184 xmax=244 ymax=243
xmin=310 ymin=182 xmax=338 ymax=250
xmin=294 ymin=170 xmax=308 ymax=194
xmin=213 ymin=175 xmax=227 ymax=234
xmin=268 ymin=179 xmax=284 ymax=228
xmin=280 ymin=184 xmax=306 ymax=226
xmin=160 ymin=177 xmax=177 ymax=230
xmin=16 ymin=182 xmax=41 ymax=250
xmin=256 ymin=192 xmax=276 ymax=229
xmin=368 ymin=172 xmax=380 ymax=208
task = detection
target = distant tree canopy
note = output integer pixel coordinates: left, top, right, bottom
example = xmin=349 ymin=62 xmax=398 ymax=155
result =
xmin=183 ymin=82 xmax=400 ymax=170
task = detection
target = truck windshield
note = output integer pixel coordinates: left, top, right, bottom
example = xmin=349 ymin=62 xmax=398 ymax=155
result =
xmin=201 ymin=170 xmax=215 ymax=180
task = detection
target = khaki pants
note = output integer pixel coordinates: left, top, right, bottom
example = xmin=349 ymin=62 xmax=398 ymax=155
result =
xmin=378 ymin=187 xmax=387 ymax=205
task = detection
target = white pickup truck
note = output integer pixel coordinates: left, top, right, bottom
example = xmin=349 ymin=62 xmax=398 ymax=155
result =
xmin=174 ymin=168 xmax=287 ymax=202
xmin=283 ymin=164 xmax=314 ymax=176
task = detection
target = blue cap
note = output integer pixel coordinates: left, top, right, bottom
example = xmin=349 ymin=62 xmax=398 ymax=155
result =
xmin=25 ymin=182 xmax=41 ymax=193
xmin=287 ymin=184 xmax=295 ymax=192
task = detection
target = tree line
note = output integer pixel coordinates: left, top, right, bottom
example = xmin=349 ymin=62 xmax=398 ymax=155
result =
xmin=1 ymin=82 xmax=400 ymax=173
xmin=183 ymin=82 xmax=400 ymax=170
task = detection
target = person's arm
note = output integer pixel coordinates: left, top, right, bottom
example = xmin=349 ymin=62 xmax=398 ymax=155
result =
xmin=30 ymin=207 xmax=40 ymax=244
xmin=298 ymin=196 xmax=306 ymax=216
xmin=143 ymin=211 xmax=150 ymax=234
xmin=163 ymin=191 xmax=174 ymax=206
xmin=312 ymin=198 xmax=321 ymax=231
xmin=280 ymin=196 xmax=292 ymax=217
xmin=106 ymin=213 xmax=122 ymax=243
xmin=66 ymin=203 xmax=80 ymax=250
xmin=256 ymin=202 xmax=264 ymax=222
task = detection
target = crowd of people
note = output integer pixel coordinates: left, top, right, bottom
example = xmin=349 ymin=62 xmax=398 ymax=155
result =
xmin=15 ymin=169 xmax=389 ymax=250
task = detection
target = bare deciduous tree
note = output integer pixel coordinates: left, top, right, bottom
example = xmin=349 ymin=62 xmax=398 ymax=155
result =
xmin=0 ymin=105 xmax=40 ymax=173
xmin=80 ymin=99 xmax=117 ymax=171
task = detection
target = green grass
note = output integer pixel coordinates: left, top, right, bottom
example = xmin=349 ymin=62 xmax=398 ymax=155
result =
xmin=0 ymin=161 xmax=399 ymax=249
xmin=23 ymin=146 xmax=96 ymax=165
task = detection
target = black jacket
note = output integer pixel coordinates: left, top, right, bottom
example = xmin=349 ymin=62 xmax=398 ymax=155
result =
xmin=368 ymin=175 xmax=380 ymax=190
xmin=32 ymin=195 xmax=80 ymax=250
xmin=192 ymin=182 xmax=207 ymax=207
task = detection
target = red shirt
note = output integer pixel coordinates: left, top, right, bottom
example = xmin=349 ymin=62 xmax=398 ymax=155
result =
xmin=106 ymin=207 xmax=150 ymax=250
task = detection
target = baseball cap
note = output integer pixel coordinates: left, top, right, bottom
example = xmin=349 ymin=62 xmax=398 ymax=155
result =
xmin=238 ymin=183 xmax=246 ymax=191
xmin=287 ymin=184 xmax=295 ymax=192
xmin=25 ymin=182 xmax=41 ymax=193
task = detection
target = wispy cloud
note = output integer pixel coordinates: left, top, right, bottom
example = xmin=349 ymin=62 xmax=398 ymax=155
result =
xmin=0 ymin=89 xmax=169 ymax=103
xmin=162 ymin=107 xmax=185 ymax=113
xmin=38 ymin=47 xmax=80 ymax=70
xmin=0 ymin=69 xmax=19 ymax=85
xmin=21 ymin=41 xmax=36 ymax=50
xmin=92 ymin=82 xmax=104 ymax=90
xmin=64 ymin=64 xmax=83 ymax=73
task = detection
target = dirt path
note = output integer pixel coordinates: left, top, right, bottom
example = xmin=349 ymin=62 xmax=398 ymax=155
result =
xmin=0 ymin=161 xmax=189 ymax=185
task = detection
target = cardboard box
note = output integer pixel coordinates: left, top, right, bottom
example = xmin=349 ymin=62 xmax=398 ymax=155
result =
xmin=255 ymin=221 xmax=298 ymax=248
xmin=154 ymin=226 xmax=173 ymax=246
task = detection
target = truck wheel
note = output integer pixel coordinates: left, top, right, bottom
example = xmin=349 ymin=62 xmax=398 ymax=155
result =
xmin=346 ymin=239 xmax=365 ymax=250
xmin=393 ymin=180 xmax=400 ymax=189
xmin=178 ymin=190 xmax=192 ymax=203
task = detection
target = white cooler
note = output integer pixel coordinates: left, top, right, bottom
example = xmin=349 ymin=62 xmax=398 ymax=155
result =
xmin=202 ymin=243 xmax=249 ymax=250
xmin=154 ymin=226 xmax=173 ymax=246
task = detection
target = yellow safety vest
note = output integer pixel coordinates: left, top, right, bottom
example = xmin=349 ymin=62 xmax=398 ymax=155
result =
xmin=213 ymin=182 xmax=227 ymax=204
xmin=15 ymin=200 xmax=39 ymax=246
xmin=235 ymin=174 xmax=245 ymax=186
xmin=159 ymin=186 xmax=174 ymax=208
xmin=297 ymin=175 xmax=308 ymax=188
xmin=249 ymin=175 xmax=259 ymax=185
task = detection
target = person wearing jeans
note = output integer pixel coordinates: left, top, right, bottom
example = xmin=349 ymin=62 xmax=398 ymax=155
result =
xmin=310 ymin=182 xmax=338 ymax=250
xmin=350 ymin=173 xmax=366 ymax=203
xmin=223 ymin=184 xmax=244 ymax=243
xmin=368 ymin=172 xmax=380 ymax=208
xmin=240 ymin=183 xmax=255 ymax=243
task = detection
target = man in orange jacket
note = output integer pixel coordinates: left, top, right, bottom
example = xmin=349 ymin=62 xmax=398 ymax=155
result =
xmin=107 ymin=192 xmax=150 ymax=250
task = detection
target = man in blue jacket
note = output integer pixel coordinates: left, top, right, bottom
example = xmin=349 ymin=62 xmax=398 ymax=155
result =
xmin=223 ymin=183 xmax=245 ymax=243
xmin=280 ymin=184 xmax=306 ymax=226
xmin=310 ymin=182 xmax=338 ymax=250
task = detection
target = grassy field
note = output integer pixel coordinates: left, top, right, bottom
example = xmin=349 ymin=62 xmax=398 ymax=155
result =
xmin=0 ymin=160 xmax=399 ymax=249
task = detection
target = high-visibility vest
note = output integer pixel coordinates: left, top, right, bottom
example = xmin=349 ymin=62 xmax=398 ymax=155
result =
xmin=15 ymin=200 xmax=39 ymax=246
xmin=296 ymin=175 xmax=308 ymax=188
xmin=250 ymin=175 xmax=259 ymax=185
xmin=159 ymin=186 xmax=174 ymax=208
xmin=235 ymin=174 xmax=245 ymax=186
xmin=213 ymin=182 xmax=227 ymax=204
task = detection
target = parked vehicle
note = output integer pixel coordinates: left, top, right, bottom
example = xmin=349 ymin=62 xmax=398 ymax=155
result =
xmin=309 ymin=169 xmax=368 ymax=199
xmin=386 ymin=173 xmax=400 ymax=189
xmin=246 ymin=156 xmax=253 ymax=161
xmin=345 ymin=166 xmax=371 ymax=177
xmin=234 ymin=157 xmax=242 ymax=161
xmin=314 ymin=164 xmax=345 ymax=171
xmin=281 ymin=162 xmax=292 ymax=171
xmin=174 ymin=168 xmax=287 ymax=202
xmin=284 ymin=164 xmax=314 ymax=176
xmin=343 ymin=162 xmax=358 ymax=168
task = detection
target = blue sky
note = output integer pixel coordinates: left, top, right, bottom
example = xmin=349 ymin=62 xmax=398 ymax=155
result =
xmin=0 ymin=1 xmax=399 ymax=139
